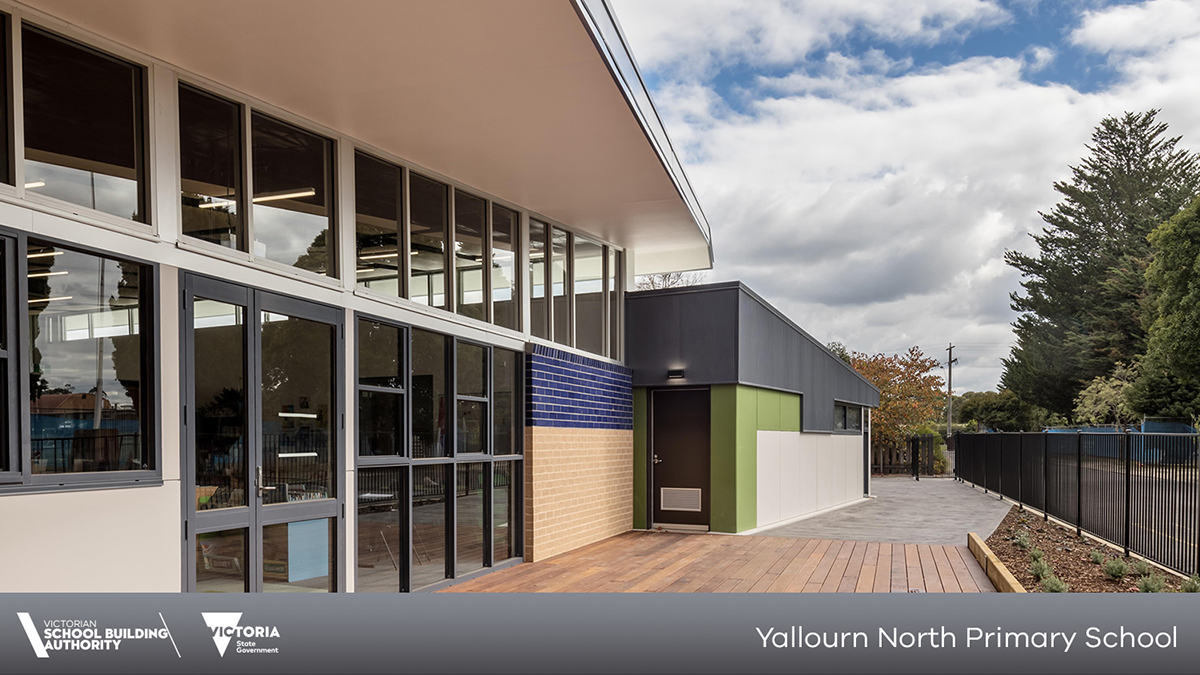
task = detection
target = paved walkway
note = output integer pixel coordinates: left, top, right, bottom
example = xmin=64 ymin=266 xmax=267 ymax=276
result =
xmin=756 ymin=477 xmax=1011 ymax=546
xmin=442 ymin=531 xmax=994 ymax=593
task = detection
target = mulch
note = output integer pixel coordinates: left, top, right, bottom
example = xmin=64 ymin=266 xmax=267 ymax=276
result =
xmin=986 ymin=507 xmax=1184 ymax=593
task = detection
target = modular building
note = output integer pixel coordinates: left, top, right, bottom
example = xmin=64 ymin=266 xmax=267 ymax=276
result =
xmin=626 ymin=283 xmax=880 ymax=533
xmin=0 ymin=0 xmax=712 ymax=592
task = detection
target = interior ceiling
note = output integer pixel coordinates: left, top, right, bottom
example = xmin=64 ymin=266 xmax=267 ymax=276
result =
xmin=24 ymin=0 xmax=712 ymax=273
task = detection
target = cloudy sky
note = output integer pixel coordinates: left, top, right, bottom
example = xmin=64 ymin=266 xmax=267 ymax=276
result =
xmin=611 ymin=0 xmax=1200 ymax=393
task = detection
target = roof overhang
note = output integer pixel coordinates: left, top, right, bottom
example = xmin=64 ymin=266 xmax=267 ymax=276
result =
xmin=22 ymin=0 xmax=713 ymax=274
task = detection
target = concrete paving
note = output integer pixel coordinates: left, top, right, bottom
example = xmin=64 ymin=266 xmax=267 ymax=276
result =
xmin=756 ymin=477 xmax=1011 ymax=546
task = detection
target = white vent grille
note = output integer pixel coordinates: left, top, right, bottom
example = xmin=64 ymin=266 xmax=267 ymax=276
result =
xmin=660 ymin=487 xmax=702 ymax=512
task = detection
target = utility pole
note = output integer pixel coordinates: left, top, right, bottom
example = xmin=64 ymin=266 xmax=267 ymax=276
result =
xmin=946 ymin=343 xmax=958 ymax=439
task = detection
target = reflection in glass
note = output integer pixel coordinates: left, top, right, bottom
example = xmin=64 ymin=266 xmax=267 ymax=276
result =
xmin=28 ymin=242 xmax=147 ymax=474
xmin=455 ymin=191 xmax=486 ymax=321
xmin=456 ymin=342 xmax=486 ymax=398
xmin=456 ymin=400 xmax=485 ymax=454
xmin=262 ymin=519 xmax=333 ymax=593
xmin=847 ymin=406 xmax=862 ymax=431
xmin=358 ymin=320 xmax=402 ymax=388
xmin=251 ymin=112 xmax=333 ymax=275
xmin=574 ymin=237 xmax=604 ymax=355
xmin=354 ymin=152 xmax=402 ymax=295
xmin=457 ymin=463 xmax=485 ymax=576
xmin=529 ymin=220 xmax=548 ymax=339
xmin=608 ymin=249 xmax=621 ymax=359
xmin=493 ymin=349 xmax=520 ymax=455
xmin=196 ymin=528 xmax=248 ymax=593
xmin=193 ymin=299 xmax=246 ymax=509
xmin=359 ymin=390 xmax=402 ymax=456
xmin=357 ymin=467 xmax=403 ymax=593
xmin=179 ymin=85 xmax=242 ymax=248
xmin=411 ymin=329 xmax=447 ymax=458
xmin=491 ymin=205 xmax=519 ymax=331
xmin=494 ymin=461 xmax=517 ymax=561
xmin=260 ymin=312 xmax=334 ymax=501
xmin=23 ymin=26 xmax=144 ymax=222
xmin=551 ymin=228 xmax=570 ymax=345
xmin=412 ymin=464 xmax=448 ymax=588
xmin=409 ymin=174 xmax=447 ymax=308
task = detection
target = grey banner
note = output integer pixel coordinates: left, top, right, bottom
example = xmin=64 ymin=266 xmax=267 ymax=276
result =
xmin=0 ymin=593 xmax=1197 ymax=673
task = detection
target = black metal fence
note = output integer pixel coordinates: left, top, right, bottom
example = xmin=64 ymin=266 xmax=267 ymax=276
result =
xmin=955 ymin=432 xmax=1200 ymax=576
xmin=876 ymin=436 xmax=942 ymax=475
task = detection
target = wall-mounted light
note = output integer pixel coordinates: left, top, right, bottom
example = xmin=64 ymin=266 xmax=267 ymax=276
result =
xmin=667 ymin=369 xmax=685 ymax=380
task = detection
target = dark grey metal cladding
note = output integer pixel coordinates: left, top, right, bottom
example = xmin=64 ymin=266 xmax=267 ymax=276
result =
xmin=626 ymin=281 xmax=880 ymax=433
xmin=624 ymin=284 xmax=739 ymax=388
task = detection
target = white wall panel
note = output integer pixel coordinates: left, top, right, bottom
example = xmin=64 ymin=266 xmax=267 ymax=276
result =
xmin=779 ymin=432 xmax=802 ymax=520
xmin=754 ymin=431 xmax=866 ymax=530
xmin=0 ymin=483 xmax=181 ymax=592
xmin=755 ymin=430 xmax=781 ymax=527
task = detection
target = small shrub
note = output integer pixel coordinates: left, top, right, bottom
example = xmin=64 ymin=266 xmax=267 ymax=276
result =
xmin=1029 ymin=558 xmax=1052 ymax=581
xmin=1041 ymin=576 xmax=1069 ymax=593
xmin=1029 ymin=548 xmax=1045 ymax=562
xmin=1132 ymin=559 xmax=1152 ymax=577
xmin=1138 ymin=574 xmax=1166 ymax=593
xmin=1089 ymin=550 xmax=1105 ymax=565
xmin=1181 ymin=575 xmax=1200 ymax=593
xmin=1103 ymin=558 xmax=1129 ymax=581
xmin=1014 ymin=530 xmax=1031 ymax=550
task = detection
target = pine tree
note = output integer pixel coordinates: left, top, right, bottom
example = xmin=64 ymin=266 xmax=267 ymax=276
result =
xmin=1002 ymin=110 xmax=1200 ymax=415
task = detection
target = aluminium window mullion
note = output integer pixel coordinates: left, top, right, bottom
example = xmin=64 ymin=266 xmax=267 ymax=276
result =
xmin=446 ymin=186 xmax=456 ymax=315
xmin=10 ymin=10 xmax=25 ymax=194
xmin=601 ymin=245 xmax=610 ymax=358
xmin=400 ymin=166 xmax=410 ymax=299
xmin=241 ymin=102 xmax=255 ymax=257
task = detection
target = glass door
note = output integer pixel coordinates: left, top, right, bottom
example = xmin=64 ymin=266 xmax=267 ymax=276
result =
xmin=184 ymin=274 xmax=343 ymax=592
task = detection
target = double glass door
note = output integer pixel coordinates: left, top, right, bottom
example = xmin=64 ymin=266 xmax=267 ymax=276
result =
xmin=183 ymin=275 xmax=343 ymax=592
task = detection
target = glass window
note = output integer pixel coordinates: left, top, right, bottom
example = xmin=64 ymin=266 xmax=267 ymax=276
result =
xmin=354 ymin=153 xmax=402 ymax=295
xmin=358 ymin=319 xmax=404 ymax=457
xmin=456 ymin=342 xmax=486 ymax=399
xmin=196 ymin=528 xmax=248 ymax=593
xmin=847 ymin=405 xmax=862 ymax=432
xmin=491 ymin=205 xmax=519 ymax=331
xmin=412 ymin=463 xmax=448 ymax=588
xmin=28 ymin=241 xmax=149 ymax=474
xmin=193 ymin=299 xmax=246 ymax=510
xmin=494 ymin=461 xmax=517 ymax=561
xmin=411 ymin=329 xmax=448 ymax=458
xmin=834 ymin=404 xmax=846 ymax=431
xmin=251 ymin=112 xmax=333 ymax=275
xmin=574 ymin=237 xmax=604 ymax=355
xmin=456 ymin=463 xmax=485 ymax=576
xmin=551 ymin=228 xmax=570 ymax=345
xmin=23 ymin=25 xmax=145 ymax=222
xmin=179 ymin=85 xmax=242 ymax=248
xmin=262 ymin=518 xmax=334 ymax=593
xmin=456 ymin=342 xmax=486 ymax=455
xmin=608 ymin=248 xmax=620 ymax=359
xmin=357 ymin=467 xmax=403 ymax=593
xmin=454 ymin=191 xmax=486 ymax=321
xmin=529 ymin=220 xmax=548 ymax=339
xmin=409 ymin=174 xmax=447 ymax=309
xmin=493 ymin=349 xmax=520 ymax=455
xmin=0 ymin=14 xmax=8 ymax=186
xmin=260 ymin=312 xmax=335 ymax=502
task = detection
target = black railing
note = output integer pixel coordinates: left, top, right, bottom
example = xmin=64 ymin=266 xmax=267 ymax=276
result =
xmin=955 ymin=431 xmax=1200 ymax=576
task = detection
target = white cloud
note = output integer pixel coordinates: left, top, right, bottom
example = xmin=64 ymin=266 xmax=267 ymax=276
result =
xmin=615 ymin=0 xmax=1200 ymax=393
xmin=1070 ymin=0 xmax=1200 ymax=54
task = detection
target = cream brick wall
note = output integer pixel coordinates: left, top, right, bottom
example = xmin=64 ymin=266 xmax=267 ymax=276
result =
xmin=524 ymin=426 xmax=634 ymax=562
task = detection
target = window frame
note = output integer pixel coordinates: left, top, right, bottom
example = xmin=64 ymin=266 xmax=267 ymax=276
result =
xmin=177 ymin=81 xmax=246 ymax=251
xmin=351 ymin=149 xmax=407 ymax=299
xmin=0 ymin=226 xmax=162 ymax=493
xmin=352 ymin=312 xmax=524 ymax=593
xmin=834 ymin=401 xmax=863 ymax=434
xmin=16 ymin=19 xmax=153 ymax=231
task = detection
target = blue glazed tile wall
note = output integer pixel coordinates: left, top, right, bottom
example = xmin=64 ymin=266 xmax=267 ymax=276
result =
xmin=526 ymin=344 xmax=632 ymax=430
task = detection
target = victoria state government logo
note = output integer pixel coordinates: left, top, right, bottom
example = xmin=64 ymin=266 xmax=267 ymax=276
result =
xmin=201 ymin=612 xmax=282 ymax=656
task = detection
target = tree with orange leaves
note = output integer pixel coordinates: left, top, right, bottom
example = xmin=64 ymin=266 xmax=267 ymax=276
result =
xmin=847 ymin=346 xmax=945 ymax=451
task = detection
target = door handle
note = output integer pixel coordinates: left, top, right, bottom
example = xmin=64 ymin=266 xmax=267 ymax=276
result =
xmin=256 ymin=465 xmax=276 ymax=497
xmin=653 ymin=454 xmax=663 ymax=464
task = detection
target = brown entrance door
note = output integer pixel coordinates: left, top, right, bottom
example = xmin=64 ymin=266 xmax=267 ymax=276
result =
xmin=651 ymin=388 xmax=710 ymax=528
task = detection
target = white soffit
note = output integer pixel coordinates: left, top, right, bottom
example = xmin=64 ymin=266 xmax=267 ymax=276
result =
xmin=24 ymin=0 xmax=713 ymax=273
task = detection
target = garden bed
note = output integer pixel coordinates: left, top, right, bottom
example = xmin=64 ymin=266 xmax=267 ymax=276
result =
xmin=985 ymin=507 xmax=1195 ymax=593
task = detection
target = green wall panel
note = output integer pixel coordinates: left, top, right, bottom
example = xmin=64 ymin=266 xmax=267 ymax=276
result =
xmin=780 ymin=391 xmax=802 ymax=432
xmin=756 ymin=388 xmax=781 ymax=431
xmin=633 ymin=387 xmax=648 ymax=530
xmin=709 ymin=384 xmax=740 ymax=533
xmin=734 ymin=385 xmax=758 ymax=532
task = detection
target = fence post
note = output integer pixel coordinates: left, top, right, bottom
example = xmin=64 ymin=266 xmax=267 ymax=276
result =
xmin=982 ymin=435 xmax=987 ymax=494
xmin=1123 ymin=429 xmax=1130 ymax=557
xmin=1043 ymin=432 xmax=1049 ymax=522
xmin=912 ymin=437 xmax=920 ymax=482
xmin=1076 ymin=430 xmax=1082 ymax=537
xmin=1018 ymin=434 xmax=1023 ymax=511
